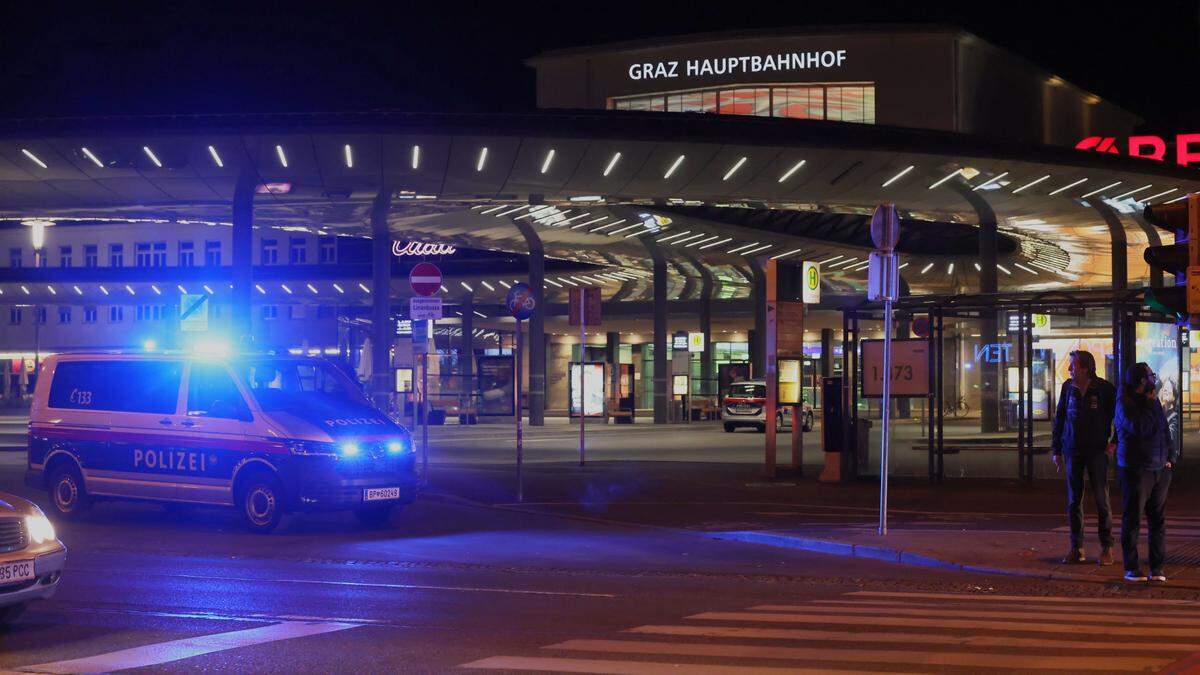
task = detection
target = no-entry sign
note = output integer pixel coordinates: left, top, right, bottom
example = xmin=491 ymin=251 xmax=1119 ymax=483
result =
xmin=409 ymin=262 xmax=442 ymax=297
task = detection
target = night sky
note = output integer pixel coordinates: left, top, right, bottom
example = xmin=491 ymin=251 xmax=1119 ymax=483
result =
xmin=1 ymin=1 xmax=1197 ymax=131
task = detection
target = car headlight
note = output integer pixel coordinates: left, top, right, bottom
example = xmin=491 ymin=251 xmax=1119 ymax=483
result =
xmin=26 ymin=513 xmax=56 ymax=545
xmin=386 ymin=438 xmax=410 ymax=454
xmin=339 ymin=441 xmax=361 ymax=457
xmin=286 ymin=440 xmax=341 ymax=457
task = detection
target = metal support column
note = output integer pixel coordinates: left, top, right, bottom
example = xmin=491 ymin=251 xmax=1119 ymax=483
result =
xmin=685 ymin=253 xmax=715 ymax=398
xmin=749 ymin=260 xmax=766 ymax=377
xmin=652 ymin=246 xmax=669 ymax=424
xmin=369 ymin=187 xmax=393 ymax=409
xmin=460 ymin=292 xmax=474 ymax=421
xmin=231 ymin=167 xmax=257 ymax=344
xmin=820 ymin=328 xmax=834 ymax=378
xmin=513 ymin=218 xmax=547 ymax=425
xmin=952 ymin=182 xmax=1000 ymax=432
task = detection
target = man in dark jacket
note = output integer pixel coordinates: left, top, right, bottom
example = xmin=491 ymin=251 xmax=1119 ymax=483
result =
xmin=1115 ymin=362 xmax=1177 ymax=582
xmin=1051 ymin=350 xmax=1117 ymax=565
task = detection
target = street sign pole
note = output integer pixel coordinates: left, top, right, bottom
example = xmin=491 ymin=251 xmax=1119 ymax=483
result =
xmin=869 ymin=203 xmax=900 ymax=537
xmin=421 ymin=350 xmax=429 ymax=485
xmin=579 ymin=290 xmax=586 ymax=467
xmin=515 ymin=320 xmax=524 ymax=502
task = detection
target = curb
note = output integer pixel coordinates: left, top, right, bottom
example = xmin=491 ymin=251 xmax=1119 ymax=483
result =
xmin=707 ymin=531 xmax=1200 ymax=588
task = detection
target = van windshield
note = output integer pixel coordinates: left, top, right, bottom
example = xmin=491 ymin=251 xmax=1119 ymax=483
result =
xmin=236 ymin=359 xmax=369 ymax=412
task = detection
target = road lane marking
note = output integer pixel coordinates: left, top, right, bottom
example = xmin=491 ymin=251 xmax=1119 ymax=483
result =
xmin=70 ymin=568 xmax=617 ymax=598
xmin=14 ymin=621 xmax=355 ymax=674
xmin=686 ymin=612 xmax=1200 ymax=637
xmin=850 ymin=591 xmax=1200 ymax=606
xmin=546 ymin=638 xmax=1171 ymax=671
xmin=625 ymin=624 xmax=1200 ymax=652
xmin=749 ymin=604 xmax=1200 ymax=626
xmin=811 ymin=598 xmax=1200 ymax=618
xmin=459 ymin=656 xmax=908 ymax=674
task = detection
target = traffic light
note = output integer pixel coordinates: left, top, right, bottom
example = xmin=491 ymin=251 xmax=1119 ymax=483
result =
xmin=1143 ymin=195 xmax=1200 ymax=327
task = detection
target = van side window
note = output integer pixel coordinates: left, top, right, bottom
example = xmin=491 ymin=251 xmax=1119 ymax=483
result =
xmin=48 ymin=361 xmax=109 ymax=409
xmin=188 ymin=364 xmax=251 ymax=420
xmin=110 ymin=362 xmax=183 ymax=414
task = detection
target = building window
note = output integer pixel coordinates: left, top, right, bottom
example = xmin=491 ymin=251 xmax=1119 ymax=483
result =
xmin=287 ymin=305 xmax=306 ymax=320
xmin=136 ymin=242 xmax=167 ymax=267
xmin=610 ymin=83 xmax=874 ymax=124
xmin=83 ymin=306 xmax=97 ymax=324
xmin=109 ymin=243 xmax=124 ymax=267
xmin=9 ymin=308 xmax=21 ymax=325
xmin=261 ymin=239 xmax=278 ymax=265
xmin=8 ymin=248 xmax=21 ymax=268
xmin=59 ymin=246 xmax=72 ymax=267
xmin=205 ymin=241 xmax=221 ymax=266
xmin=179 ymin=241 xmax=195 ymax=267
xmin=34 ymin=307 xmax=46 ymax=325
xmin=84 ymin=244 xmax=98 ymax=267
xmin=261 ymin=305 xmax=279 ymax=320
xmin=135 ymin=305 xmax=167 ymax=322
xmin=319 ymin=237 xmax=336 ymax=264
xmin=57 ymin=306 xmax=71 ymax=324
xmin=289 ymin=237 xmax=307 ymax=264
xmin=109 ymin=306 xmax=124 ymax=323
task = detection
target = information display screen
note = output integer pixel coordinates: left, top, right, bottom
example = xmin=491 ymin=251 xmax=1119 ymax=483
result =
xmin=569 ymin=362 xmax=605 ymax=417
xmin=861 ymin=339 xmax=931 ymax=398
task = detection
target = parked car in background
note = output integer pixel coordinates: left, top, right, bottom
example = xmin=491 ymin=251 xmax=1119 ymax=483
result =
xmin=722 ymin=380 xmax=814 ymax=432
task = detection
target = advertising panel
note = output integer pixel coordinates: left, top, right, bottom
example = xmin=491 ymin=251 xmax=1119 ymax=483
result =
xmin=477 ymin=355 xmax=515 ymax=416
xmin=1136 ymin=322 xmax=1182 ymax=447
xmin=778 ymin=358 xmax=802 ymax=404
xmin=861 ymin=339 xmax=931 ymax=398
xmin=569 ymin=362 xmax=606 ymax=417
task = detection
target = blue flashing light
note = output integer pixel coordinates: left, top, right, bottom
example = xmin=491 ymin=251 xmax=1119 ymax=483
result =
xmin=340 ymin=441 xmax=361 ymax=457
xmin=387 ymin=440 xmax=404 ymax=454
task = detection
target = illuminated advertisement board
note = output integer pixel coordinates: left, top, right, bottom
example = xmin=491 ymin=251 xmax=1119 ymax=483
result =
xmin=569 ymin=362 xmax=606 ymax=417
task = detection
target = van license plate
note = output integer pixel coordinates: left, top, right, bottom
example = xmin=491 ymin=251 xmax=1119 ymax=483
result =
xmin=364 ymin=487 xmax=401 ymax=502
xmin=0 ymin=559 xmax=34 ymax=584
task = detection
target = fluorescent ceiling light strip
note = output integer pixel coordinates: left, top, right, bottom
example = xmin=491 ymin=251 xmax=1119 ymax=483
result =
xmin=545 ymin=278 xmax=562 ymax=288
xmin=698 ymin=236 xmax=733 ymax=250
xmin=1013 ymin=262 xmax=1039 ymax=275
xmin=569 ymin=276 xmax=590 ymax=285
xmin=946 ymin=263 xmax=955 ymax=274
xmin=142 ymin=146 xmax=163 ymax=168
xmin=820 ymin=255 xmax=844 ymax=264
xmin=494 ymin=205 xmax=529 ymax=217
xmin=1140 ymin=188 xmax=1178 ymax=203
xmin=671 ymin=233 xmax=709 ymax=246
xmin=281 ymin=284 xmax=292 ymax=294
xmin=535 ymin=208 xmax=569 ymax=223
xmin=881 ymin=165 xmax=914 ymax=187
xmin=973 ymin=262 xmax=982 ymax=271
xmin=1165 ymin=193 xmax=1190 ymax=204
xmin=559 ymin=277 xmax=578 ymax=286
xmin=722 ymin=156 xmax=748 ymax=181
xmin=540 ymin=149 xmax=556 ymax=174
xmin=624 ymin=228 xmax=652 ymax=239
xmin=727 ymin=242 xmax=759 ymax=254
xmin=1048 ymin=177 xmax=1088 ymax=195
xmin=21 ymin=149 xmax=47 ymax=168
xmin=1011 ymin=175 xmax=1050 ymax=193
xmin=344 ymin=144 xmax=354 ymax=168
xmin=1080 ymin=181 xmax=1122 ymax=199
xmin=411 ymin=145 xmax=420 ymax=170
xmin=919 ymin=263 xmax=934 ymax=274
xmin=771 ymin=247 xmax=804 ymax=260
xmin=898 ymin=262 xmax=910 ymax=270
xmin=307 ymin=283 xmax=319 ymax=294
xmin=996 ymin=264 xmax=1012 ymax=275
xmin=607 ymin=221 xmax=643 ymax=235
xmin=80 ymin=147 xmax=104 ymax=168
xmin=571 ymin=216 xmax=609 ymax=230
xmin=589 ymin=219 xmax=625 ymax=233
xmin=927 ymin=168 xmax=962 ymax=190
xmin=742 ymin=244 xmax=773 ymax=255
xmin=476 ymin=147 xmax=488 ymax=172
xmin=1113 ymin=184 xmax=1152 ymax=200
xmin=480 ymin=281 xmax=495 ymax=291
xmin=358 ymin=283 xmax=371 ymax=292
xmin=460 ymin=281 xmax=473 ymax=292
xmin=275 ymin=145 xmax=288 ymax=168
xmin=513 ymin=205 xmax=554 ymax=220
xmin=479 ymin=204 xmax=507 ymax=215
xmin=778 ymin=159 xmax=806 ymax=183
xmin=685 ymin=235 xmax=721 ymax=248
xmin=656 ymin=230 xmax=692 ymax=243
xmin=830 ymin=257 xmax=859 ymax=268
xmin=663 ymin=154 xmax=685 ymax=179
xmin=971 ymin=171 xmax=1009 ymax=191
xmin=603 ymin=152 xmax=621 ymax=176
xmin=473 ymin=311 xmax=486 ymax=318
xmin=562 ymin=211 xmax=593 ymax=224
xmin=207 ymin=145 xmax=224 ymax=168
xmin=498 ymin=280 xmax=511 ymax=289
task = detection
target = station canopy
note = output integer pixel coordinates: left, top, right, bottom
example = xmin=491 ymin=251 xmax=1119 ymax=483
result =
xmin=1 ymin=110 xmax=1196 ymax=307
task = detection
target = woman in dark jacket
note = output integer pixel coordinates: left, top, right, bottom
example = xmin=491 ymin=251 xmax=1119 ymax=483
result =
xmin=1114 ymin=362 xmax=1178 ymax=582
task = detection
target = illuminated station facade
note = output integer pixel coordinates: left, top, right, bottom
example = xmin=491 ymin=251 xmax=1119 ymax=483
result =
xmin=0 ymin=26 xmax=1196 ymax=475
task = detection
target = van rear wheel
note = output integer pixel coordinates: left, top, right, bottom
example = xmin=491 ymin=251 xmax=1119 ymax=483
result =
xmin=237 ymin=473 xmax=284 ymax=534
xmin=48 ymin=464 xmax=89 ymax=519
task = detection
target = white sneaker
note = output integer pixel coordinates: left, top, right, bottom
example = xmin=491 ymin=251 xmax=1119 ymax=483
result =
xmin=1150 ymin=571 xmax=1167 ymax=582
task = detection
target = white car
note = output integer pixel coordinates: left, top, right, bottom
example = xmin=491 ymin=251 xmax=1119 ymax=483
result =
xmin=0 ymin=491 xmax=66 ymax=626
xmin=722 ymin=380 xmax=814 ymax=432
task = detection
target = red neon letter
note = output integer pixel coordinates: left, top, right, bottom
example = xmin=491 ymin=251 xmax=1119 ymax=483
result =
xmin=1176 ymin=133 xmax=1200 ymax=167
xmin=1128 ymin=135 xmax=1167 ymax=161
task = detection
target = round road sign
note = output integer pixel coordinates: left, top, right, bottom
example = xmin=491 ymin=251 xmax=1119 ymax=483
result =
xmin=507 ymin=282 xmax=536 ymax=320
xmin=409 ymin=262 xmax=442 ymax=297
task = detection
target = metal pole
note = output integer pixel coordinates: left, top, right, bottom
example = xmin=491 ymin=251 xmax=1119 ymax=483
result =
xmin=421 ymin=350 xmax=429 ymax=484
xmin=516 ymin=320 xmax=524 ymax=502
xmin=579 ymin=292 xmax=586 ymax=466
xmin=880 ymin=292 xmax=893 ymax=536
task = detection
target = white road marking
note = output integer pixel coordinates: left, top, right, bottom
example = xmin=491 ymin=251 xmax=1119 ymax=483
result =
xmin=813 ymin=598 xmax=1200 ymax=618
xmin=547 ymin=638 xmax=1171 ymax=671
xmin=71 ymin=568 xmax=617 ymax=598
xmin=460 ymin=656 xmax=908 ymax=674
xmin=750 ymin=603 xmax=1200 ymax=626
xmin=14 ymin=621 xmax=355 ymax=674
xmin=850 ymin=590 xmax=1200 ymax=606
xmin=687 ymin=611 xmax=1200 ymax=637
xmin=626 ymin=624 xmax=1200 ymax=652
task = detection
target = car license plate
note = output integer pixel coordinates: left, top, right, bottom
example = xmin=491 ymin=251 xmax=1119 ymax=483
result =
xmin=364 ymin=487 xmax=401 ymax=502
xmin=0 ymin=559 xmax=34 ymax=584
xmin=735 ymin=405 xmax=755 ymax=413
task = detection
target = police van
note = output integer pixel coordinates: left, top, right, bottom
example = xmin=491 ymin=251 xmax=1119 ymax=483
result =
xmin=27 ymin=352 xmax=418 ymax=533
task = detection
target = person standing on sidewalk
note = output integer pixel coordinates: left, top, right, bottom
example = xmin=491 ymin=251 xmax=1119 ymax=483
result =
xmin=1114 ymin=362 xmax=1177 ymax=583
xmin=1051 ymin=350 xmax=1117 ymax=565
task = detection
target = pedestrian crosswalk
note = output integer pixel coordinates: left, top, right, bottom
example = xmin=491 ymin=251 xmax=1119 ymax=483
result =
xmin=460 ymin=590 xmax=1200 ymax=673
xmin=1053 ymin=516 xmax=1200 ymax=539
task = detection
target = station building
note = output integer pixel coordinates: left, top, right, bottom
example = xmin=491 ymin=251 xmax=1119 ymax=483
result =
xmin=0 ymin=25 xmax=1195 ymax=478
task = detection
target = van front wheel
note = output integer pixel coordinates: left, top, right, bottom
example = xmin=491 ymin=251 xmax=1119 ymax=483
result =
xmin=237 ymin=473 xmax=284 ymax=534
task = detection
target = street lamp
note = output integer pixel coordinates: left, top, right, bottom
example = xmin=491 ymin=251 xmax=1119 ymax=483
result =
xmin=22 ymin=220 xmax=52 ymax=393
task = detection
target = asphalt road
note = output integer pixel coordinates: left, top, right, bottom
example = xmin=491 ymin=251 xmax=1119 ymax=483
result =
xmin=1 ymin=423 xmax=1199 ymax=672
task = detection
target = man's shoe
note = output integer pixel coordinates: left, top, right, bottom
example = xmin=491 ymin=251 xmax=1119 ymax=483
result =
xmin=1098 ymin=547 xmax=1115 ymax=566
xmin=1061 ymin=548 xmax=1086 ymax=564
xmin=1124 ymin=570 xmax=1148 ymax=582
xmin=1150 ymin=570 xmax=1167 ymax=582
